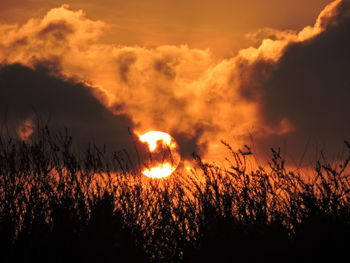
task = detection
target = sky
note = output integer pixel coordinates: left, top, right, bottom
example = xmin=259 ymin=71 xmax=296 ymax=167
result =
xmin=0 ymin=0 xmax=349 ymax=167
xmin=0 ymin=0 xmax=331 ymax=57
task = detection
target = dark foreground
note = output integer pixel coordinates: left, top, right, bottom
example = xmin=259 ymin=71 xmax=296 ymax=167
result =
xmin=1 ymin=128 xmax=350 ymax=262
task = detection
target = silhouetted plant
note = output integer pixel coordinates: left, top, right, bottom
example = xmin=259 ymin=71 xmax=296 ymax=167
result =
xmin=0 ymin=124 xmax=349 ymax=262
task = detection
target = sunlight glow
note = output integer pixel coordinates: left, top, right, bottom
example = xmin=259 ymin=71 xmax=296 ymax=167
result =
xmin=138 ymin=131 xmax=180 ymax=179
xmin=139 ymin=131 xmax=176 ymax=152
xmin=142 ymin=163 xmax=175 ymax=179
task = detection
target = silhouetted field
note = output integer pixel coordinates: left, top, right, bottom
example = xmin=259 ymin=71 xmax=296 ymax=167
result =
xmin=1 ymin=125 xmax=350 ymax=263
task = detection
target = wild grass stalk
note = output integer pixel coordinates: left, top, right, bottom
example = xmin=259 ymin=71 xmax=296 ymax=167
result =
xmin=0 ymin=125 xmax=349 ymax=262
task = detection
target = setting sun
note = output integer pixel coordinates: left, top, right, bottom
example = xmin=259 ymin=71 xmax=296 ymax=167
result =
xmin=142 ymin=163 xmax=176 ymax=179
xmin=139 ymin=131 xmax=176 ymax=152
xmin=138 ymin=131 xmax=180 ymax=178
xmin=1 ymin=0 xmax=349 ymax=262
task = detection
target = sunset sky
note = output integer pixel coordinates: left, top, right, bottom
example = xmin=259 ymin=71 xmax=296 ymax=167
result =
xmin=0 ymin=0 xmax=331 ymax=57
xmin=0 ymin=0 xmax=349 ymax=168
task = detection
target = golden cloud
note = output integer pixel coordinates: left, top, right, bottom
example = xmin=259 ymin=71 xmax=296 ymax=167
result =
xmin=0 ymin=0 xmax=347 ymax=162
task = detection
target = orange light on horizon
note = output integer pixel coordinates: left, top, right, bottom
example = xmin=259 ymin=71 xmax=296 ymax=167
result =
xmin=142 ymin=162 xmax=175 ymax=179
xmin=138 ymin=131 xmax=180 ymax=179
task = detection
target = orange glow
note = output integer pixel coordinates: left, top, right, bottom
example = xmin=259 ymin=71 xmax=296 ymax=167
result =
xmin=139 ymin=131 xmax=175 ymax=152
xmin=142 ymin=163 xmax=175 ymax=179
xmin=138 ymin=131 xmax=180 ymax=179
xmin=17 ymin=118 xmax=35 ymax=141
xmin=0 ymin=1 xmax=342 ymax=166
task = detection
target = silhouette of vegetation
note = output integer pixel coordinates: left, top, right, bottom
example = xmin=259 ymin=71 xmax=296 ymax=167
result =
xmin=0 ymin=124 xmax=349 ymax=262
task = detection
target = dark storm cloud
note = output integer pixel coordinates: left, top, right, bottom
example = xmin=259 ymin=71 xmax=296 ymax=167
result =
xmin=172 ymin=124 xmax=210 ymax=159
xmin=238 ymin=0 xmax=350 ymax=161
xmin=0 ymin=62 xmax=135 ymax=151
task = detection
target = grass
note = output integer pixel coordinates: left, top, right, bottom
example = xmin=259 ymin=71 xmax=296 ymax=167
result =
xmin=0 ymin=124 xmax=349 ymax=262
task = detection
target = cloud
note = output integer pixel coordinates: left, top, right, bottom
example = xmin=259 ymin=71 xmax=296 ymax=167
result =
xmin=0 ymin=1 xmax=349 ymax=164
xmin=0 ymin=6 xmax=230 ymax=159
xmin=237 ymin=0 xmax=350 ymax=162
xmin=0 ymin=62 xmax=135 ymax=152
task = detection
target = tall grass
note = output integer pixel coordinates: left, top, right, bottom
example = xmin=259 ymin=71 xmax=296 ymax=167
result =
xmin=0 ymin=125 xmax=349 ymax=262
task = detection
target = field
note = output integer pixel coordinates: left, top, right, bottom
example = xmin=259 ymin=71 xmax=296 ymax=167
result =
xmin=1 ymin=125 xmax=350 ymax=263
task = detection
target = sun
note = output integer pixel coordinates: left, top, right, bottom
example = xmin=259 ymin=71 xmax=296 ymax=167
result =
xmin=138 ymin=131 xmax=181 ymax=179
